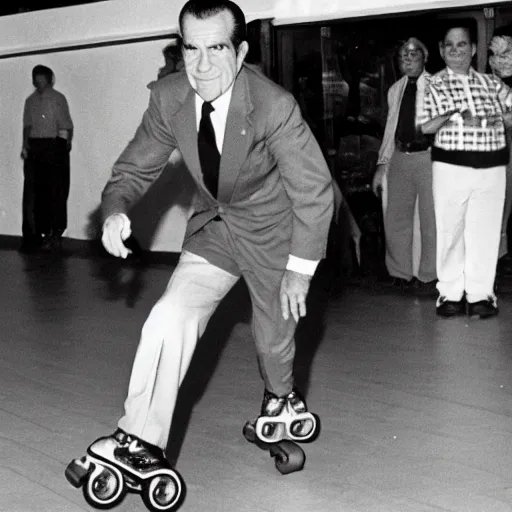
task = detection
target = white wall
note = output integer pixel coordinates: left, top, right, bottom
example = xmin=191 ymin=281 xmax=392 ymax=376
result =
xmin=0 ymin=0 xmax=275 ymax=56
xmin=0 ymin=0 xmax=275 ymax=251
xmin=271 ymin=0 xmax=504 ymax=24
xmin=0 ymin=38 xmax=196 ymax=251
xmin=0 ymin=0 xmax=502 ymax=251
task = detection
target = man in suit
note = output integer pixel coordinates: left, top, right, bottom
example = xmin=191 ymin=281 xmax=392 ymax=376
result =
xmin=97 ymin=0 xmax=333 ymax=473
xmin=372 ymin=38 xmax=437 ymax=293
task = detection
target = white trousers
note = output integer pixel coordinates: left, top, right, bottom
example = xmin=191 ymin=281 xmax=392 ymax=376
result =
xmin=118 ymin=251 xmax=239 ymax=449
xmin=432 ymin=161 xmax=505 ymax=304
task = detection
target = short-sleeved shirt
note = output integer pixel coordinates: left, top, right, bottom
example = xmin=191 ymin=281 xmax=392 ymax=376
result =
xmin=421 ymin=67 xmax=512 ymax=153
xmin=23 ymin=87 xmax=73 ymax=139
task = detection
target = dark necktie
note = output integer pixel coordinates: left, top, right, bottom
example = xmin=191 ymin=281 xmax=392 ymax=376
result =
xmin=198 ymin=101 xmax=220 ymax=198
xmin=395 ymin=77 xmax=418 ymax=144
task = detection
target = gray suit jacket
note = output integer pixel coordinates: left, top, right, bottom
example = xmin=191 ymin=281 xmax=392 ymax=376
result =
xmin=101 ymin=64 xmax=334 ymax=271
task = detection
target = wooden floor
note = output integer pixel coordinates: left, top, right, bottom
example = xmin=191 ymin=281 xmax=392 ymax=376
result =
xmin=3 ymin=247 xmax=512 ymax=512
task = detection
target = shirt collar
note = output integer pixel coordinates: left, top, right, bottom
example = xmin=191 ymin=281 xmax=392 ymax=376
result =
xmin=446 ymin=66 xmax=476 ymax=80
xmin=195 ymin=84 xmax=234 ymax=120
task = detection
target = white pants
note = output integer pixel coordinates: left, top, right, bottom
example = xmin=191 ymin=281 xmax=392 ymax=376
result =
xmin=118 ymin=251 xmax=239 ymax=449
xmin=432 ymin=161 xmax=505 ymax=304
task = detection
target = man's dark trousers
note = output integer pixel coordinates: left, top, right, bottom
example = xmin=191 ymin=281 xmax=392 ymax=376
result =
xmin=24 ymin=137 xmax=70 ymax=239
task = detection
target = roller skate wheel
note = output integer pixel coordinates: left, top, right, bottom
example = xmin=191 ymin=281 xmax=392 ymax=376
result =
xmin=269 ymin=440 xmax=305 ymax=475
xmin=83 ymin=463 xmax=126 ymax=509
xmin=142 ymin=472 xmax=184 ymax=511
xmin=242 ymin=421 xmax=257 ymax=443
xmin=65 ymin=457 xmax=90 ymax=488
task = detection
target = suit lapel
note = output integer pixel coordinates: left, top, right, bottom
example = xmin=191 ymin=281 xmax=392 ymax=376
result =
xmin=217 ymin=69 xmax=253 ymax=203
xmin=169 ymin=68 xmax=254 ymax=203
xmin=170 ymin=86 xmax=204 ymax=190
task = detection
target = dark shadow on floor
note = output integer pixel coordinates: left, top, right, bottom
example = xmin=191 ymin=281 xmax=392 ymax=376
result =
xmin=293 ymin=260 xmax=335 ymax=398
xmin=166 ymin=268 xmax=333 ymax=464
xmin=166 ymin=278 xmax=251 ymax=464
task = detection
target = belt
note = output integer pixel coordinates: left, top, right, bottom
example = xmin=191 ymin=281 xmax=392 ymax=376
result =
xmin=396 ymin=140 xmax=431 ymax=153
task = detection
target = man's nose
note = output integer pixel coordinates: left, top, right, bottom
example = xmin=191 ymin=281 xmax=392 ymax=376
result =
xmin=197 ymin=51 xmax=211 ymax=72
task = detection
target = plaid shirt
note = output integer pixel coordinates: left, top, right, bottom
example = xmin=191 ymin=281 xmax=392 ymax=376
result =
xmin=420 ymin=67 xmax=512 ymax=152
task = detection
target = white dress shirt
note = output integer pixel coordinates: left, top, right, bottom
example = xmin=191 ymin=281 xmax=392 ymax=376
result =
xmin=194 ymin=88 xmax=319 ymax=276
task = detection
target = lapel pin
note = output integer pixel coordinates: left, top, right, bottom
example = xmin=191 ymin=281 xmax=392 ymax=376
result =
xmin=241 ymin=129 xmax=246 ymax=135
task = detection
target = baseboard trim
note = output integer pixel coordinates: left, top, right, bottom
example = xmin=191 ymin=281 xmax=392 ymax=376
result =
xmin=0 ymin=235 xmax=181 ymax=266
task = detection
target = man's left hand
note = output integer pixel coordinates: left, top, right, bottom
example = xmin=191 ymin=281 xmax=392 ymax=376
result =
xmin=280 ymin=270 xmax=312 ymax=322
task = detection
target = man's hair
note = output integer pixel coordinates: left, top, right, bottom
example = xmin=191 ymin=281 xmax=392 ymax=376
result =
xmin=163 ymin=34 xmax=183 ymax=60
xmin=397 ymin=37 xmax=429 ymax=62
xmin=32 ymin=64 xmax=53 ymax=83
xmin=439 ymin=22 xmax=477 ymax=46
xmin=179 ymin=0 xmax=247 ymax=50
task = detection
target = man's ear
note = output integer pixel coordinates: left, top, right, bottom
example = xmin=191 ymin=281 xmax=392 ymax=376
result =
xmin=237 ymin=41 xmax=249 ymax=69
xmin=438 ymin=42 xmax=445 ymax=59
xmin=471 ymin=43 xmax=477 ymax=57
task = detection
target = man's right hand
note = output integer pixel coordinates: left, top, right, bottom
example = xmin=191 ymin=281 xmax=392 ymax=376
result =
xmin=372 ymin=164 xmax=387 ymax=197
xmin=101 ymin=213 xmax=132 ymax=259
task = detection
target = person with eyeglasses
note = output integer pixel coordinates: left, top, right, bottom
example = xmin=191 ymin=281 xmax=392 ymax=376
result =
xmin=488 ymin=28 xmax=512 ymax=275
xmin=373 ymin=37 xmax=437 ymax=294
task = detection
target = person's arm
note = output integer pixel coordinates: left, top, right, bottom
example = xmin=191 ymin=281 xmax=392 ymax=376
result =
xmin=421 ymin=113 xmax=455 ymax=134
xmin=496 ymin=77 xmax=512 ymax=127
xmin=266 ymin=93 xmax=334 ymax=321
xmin=21 ymin=126 xmax=31 ymax=159
xmin=373 ymin=87 xmax=396 ymax=196
xmin=376 ymin=85 xmax=397 ymax=167
xmin=56 ymin=95 xmax=74 ymax=150
xmin=101 ymin=87 xmax=177 ymax=258
xmin=21 ymin=100 xmax=31 ymax=159
xmin=418 ymin=77 xmax=458 ymax=135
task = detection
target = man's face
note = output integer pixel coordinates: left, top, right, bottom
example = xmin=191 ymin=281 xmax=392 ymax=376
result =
xmin=181 ymin=11 xmax=248 ymax=102
xmin=33 ymin=73 xmax=50 ymax=92
xmin=489 ymin=35 xmax=512 ymax=79
xmin=440 ymin=28 xmax=476 ymax=73
xmin=398 ymin=45 xmax=425 ymax=78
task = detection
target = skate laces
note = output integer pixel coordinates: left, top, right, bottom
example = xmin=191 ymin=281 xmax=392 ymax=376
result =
xmin=262 ymin=390 xmax=286 ymax=416
xmin=126 ymin=440 xmax=161 ymax=463
xmin=286 ymin=391 xmax=307 ymax=414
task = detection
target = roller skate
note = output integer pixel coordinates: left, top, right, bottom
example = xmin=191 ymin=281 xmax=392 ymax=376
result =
xmin=65 ymin=429 xmax=185 ymax=511
xmin=254 ymin=388 xmax=319 ymax=443
xmin=242 ymin=389 xmax=319 ymax=475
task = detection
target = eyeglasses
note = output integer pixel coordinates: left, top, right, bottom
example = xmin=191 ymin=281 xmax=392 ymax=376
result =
xmin=489 ymin=49 xmax=512 ymax=60
xmin=399 ymin=49 xmax=423 ymax=60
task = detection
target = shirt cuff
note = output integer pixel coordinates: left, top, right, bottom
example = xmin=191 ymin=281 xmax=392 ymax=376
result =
xmin=104 ymin=212 xmax=130 ymax=229
xmin=286 ymin=255 xmax=319 ymax=276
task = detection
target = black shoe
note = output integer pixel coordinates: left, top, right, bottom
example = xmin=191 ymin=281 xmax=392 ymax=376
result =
xmin=414 ymin=279 xmax=438 ymax=296
xmin=436 ymin=298 xmax=465 ymax=318
xmin=467 ymin=298 xmax=498 ymax=319
xmin=18 ymin=236 xmax=42 ymax=253
xmin=113 ymin=432 xmax=170 ymax=472
xmin=40 ymin=235 xmax=62 ymax=254
xmin=378 ymin=275 xmax=414 ymax=292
